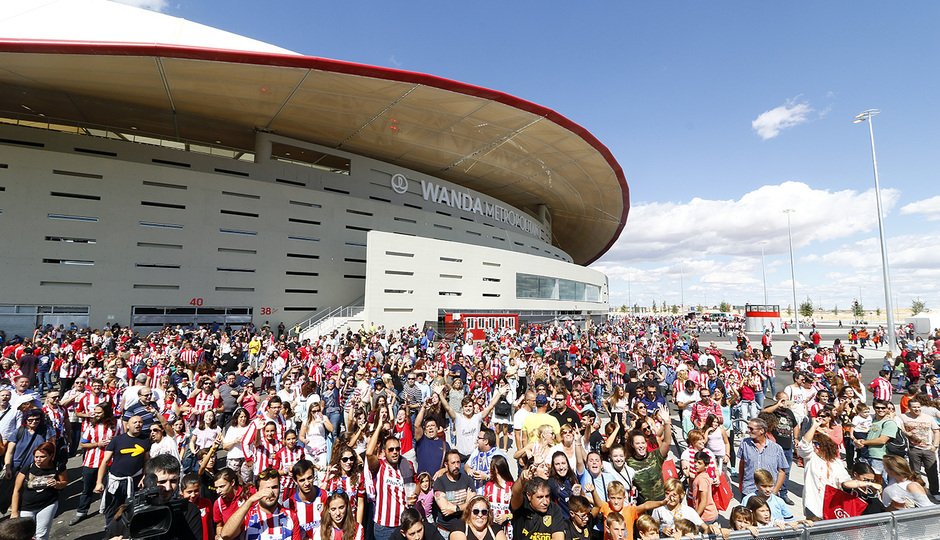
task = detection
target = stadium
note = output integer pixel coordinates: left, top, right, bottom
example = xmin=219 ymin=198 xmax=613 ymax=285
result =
xmin=0 ymin=0 xmax=628 ymax=337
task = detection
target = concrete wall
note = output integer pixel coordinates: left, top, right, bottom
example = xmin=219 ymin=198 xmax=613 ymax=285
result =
xmin=0 ymin=123 xmax=587 ymax=330
xmin=363 ymin=231 xmax=609 ymax=330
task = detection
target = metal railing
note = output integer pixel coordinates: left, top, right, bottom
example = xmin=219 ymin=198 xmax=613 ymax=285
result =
xmin=720 ymin=505 xmax=940 ymax=540
xmin=295 ymin=303 xmax=365 ymax=341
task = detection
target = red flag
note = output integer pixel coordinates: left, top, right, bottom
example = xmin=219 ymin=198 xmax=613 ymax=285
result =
xmin=823 ymin=485 xmax=868 ymax=519
xmin=662 ymin=459 xmax=679 ymax=482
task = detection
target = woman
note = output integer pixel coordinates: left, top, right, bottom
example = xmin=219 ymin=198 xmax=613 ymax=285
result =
xmin=237 ymin=382 xmax=259 ymax=417
xmin=322 ymin=378 xmax=343 ymax=440
xmin=482 ymin=455 xmax=513 ymax=539
xmin=813 ymin=406 xmax=844 ymax=451
xmin=839 ymin=386 xmax=863 ymax=467
xmin=548 ymin=450 xmax=580 ymax=518
xmin=324 ymin=444 xmax=365 ymax=523
xmin=3 ymin=408 xmax=55 ymax=477
xmin=391 ymin=508 xmax=445 ymax=540
xmin=211 ymin=467 xmax=252 ymax=533
xmin=491 ymin=377 xmax=514 ymax=451
xmin=797 ymin=417 xmax=880 ymax=519
xmin=222 ymin=407 xmax=252 ymax=484
xmin=548 ymin=424 xmax=586 ymax=474
xmin=10 ymin=441 xmax=66 ymax=540
xmin=449 ymin=495 xmax=506 ymax=540
xmin=626 ymin=405 xmax=672 ymax=503
xmin=674 ymin=380 xmax=700 ymax=435
xmin=320 ymin=491 xmax=365 ymax=540
xmin=190 ymin=410 xmax=221 ymax=454
xmin=514 ymin=424 xmax=556 ymax=466
xmin=71 ymin=402 xmax=115 ymax=525
xmin=882 ymin=455 xmax=935 ymax=509
xmin=702 ymin=414 xmax=730 ymax=472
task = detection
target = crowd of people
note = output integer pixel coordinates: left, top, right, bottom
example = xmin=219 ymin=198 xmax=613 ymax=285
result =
xmin=0 ymin=315 xmax=937 ymax=540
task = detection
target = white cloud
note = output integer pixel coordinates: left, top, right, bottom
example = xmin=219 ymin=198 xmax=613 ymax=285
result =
xmin=110 ymin=0 xmax=169 ymax=12
xmin=751 ymin=99 xmax=813 ymax=140
xmin=901 ymin=195 xmax=940 ymax=221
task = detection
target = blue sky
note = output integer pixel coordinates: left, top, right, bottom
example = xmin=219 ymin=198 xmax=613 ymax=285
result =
xmin=125 ymin=1 xmax=940 ymax=314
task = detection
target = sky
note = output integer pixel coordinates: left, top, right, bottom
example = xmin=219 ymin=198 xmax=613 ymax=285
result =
xmin=118 ymin=1 xmax=940 ymax=314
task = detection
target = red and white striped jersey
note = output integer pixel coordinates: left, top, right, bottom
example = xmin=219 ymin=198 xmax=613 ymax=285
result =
xmin=59 ymin=359 xmax=82 ymax=379
xmin=43 ymin=404 xmax=68 ymax=439
xmin=126 ymin=353 xmax=143 ymax=367
xmin=372 ymin=460 xmax=406 ymax=528
xmin=277 ymin=445 xmax=307 ymax=474
xmin=76 ymin=391 xmax=108 ymax=431
xmin=483 ymin=480 xmax=513 ymax=540
xmin=870 ymin=377 xmax=892 ymax=402
xmin=839 ymin=367 xmax=859 ymax=383
xmin=81 ymin=422 xmax=115 ymax=468
xmin=324 ymin=475 xmax=364 ymax=509
xmin=252 ymin=439 xmax=283 ymax=475
xmin=179 ymin=348 xmax=199 ymax=366
xmin=284 ymin=488 xmax=326 ymax=539
xmin=763 ymin=357 xmax=776 ymax=379
xmin=187 ymin=391 xmax=220 ymax=418
xmin=488 ymin=358 xmax=503 ymax=380
xmin=148 ymin=365 xmax=168 ymax=389
xmin=242 ymin=414 xmax=286 ymax=460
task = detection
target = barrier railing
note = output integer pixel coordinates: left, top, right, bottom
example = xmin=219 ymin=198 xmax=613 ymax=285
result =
xmin=719 ymin=505 xmax=940 ymax=540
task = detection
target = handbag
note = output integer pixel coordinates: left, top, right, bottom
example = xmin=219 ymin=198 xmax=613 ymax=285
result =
xmin=662 ymin=459 xmax=679 ymax=483
xmin=712 ymin=473 xmax=732 ymax=511
xmin=823 ymin=484 xmax=868 ymax=519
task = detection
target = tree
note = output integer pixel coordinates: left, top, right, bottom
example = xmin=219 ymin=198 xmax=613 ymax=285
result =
xmin=786 ymin=304 xmax=792 ymax=317
xmin=671 ymin=304 xmax=679 ymax=314
xmin=852 ymin=299 xmax=864 ymax=319
xmin=876 ymin=308 xmax=881 ymax=316
xmin=833 ymin=304 xmax=839 ymax=316
xmin=651 ymin=300 xmax=657 ymax=313
xmin=662 ymin=300 xmax=667 ymax=312
xmin=799 ymin=297 xmax=815 ymax=318
xmin=912 ymin=298 xmax=927 ymax=316
xmin=719 ymin=301 xmax=731 ymax=313
xmin=619 ymin=304 xmax=627 ymax=313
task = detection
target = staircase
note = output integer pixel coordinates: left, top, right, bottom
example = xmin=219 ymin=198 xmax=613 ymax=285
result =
xmin=294 ymin=301 xmax=365 ymax=343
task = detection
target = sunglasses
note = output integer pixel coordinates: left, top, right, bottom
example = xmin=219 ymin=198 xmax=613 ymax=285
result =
xmin=341 ymin=456 xmax=355 ymax=463
xmin=471 ymin=508 xmax=489 ymax=516
xmin=386 ymin=446 xmax=401 ymax=452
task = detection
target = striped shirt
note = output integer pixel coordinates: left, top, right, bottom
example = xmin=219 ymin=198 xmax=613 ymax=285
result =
xmin=870 ymin=377 xmax=893 ymax=402
xmin=243 ymin=503 xmax=302 ymax=540
xmin=373 ymin=460 xmax=407 ymax=528
xmin=81 ymin=422 xmax=115 ymax=468
xmin=483 ymin=480 xmax=513 ymax=540
xmin=284 ymin=488 xmax=325 ymax=539
xmin=76 ymin=391 xmax=108 ymax=432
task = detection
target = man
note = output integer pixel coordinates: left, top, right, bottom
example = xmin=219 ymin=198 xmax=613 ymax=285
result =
xmin=7 ymin=376 xmax=40 ymax=430
xmin=737 ymin=418 xmax=788 ymax=499
xmin=71 ymin=402 xmax=116 ymax=525
xmin=104 ymin=454 xmax=202 ymax=540
xmin=783 ymin=372 xmax=816 ymax=436
xmin=242 ymin=395 xmax=286 ymax=458
xmin=580 ymin=450 xmax=618 ymax=503
xmin=688 ymin=386 xmax=721 ymax=430
xmin=439 ymin=386 xmax=506 ymax=461
xmin=856 ymin=399 xmax=899 ymax=475
xmin=509 ymin=472 xmax=565 ymax=540
xmin=762 ymin=392 xmax=798 ymax=504
xmin=217 ymin=372 xmax=241 ymax=428
xmin=870 ymin=369 xmax=894 ymax=403
xmin=285 ymin=459 xmax=326 ymax=539
xmin=413 ymin=403 xmax=448 ymax=476
xmin=75 ymin=378 xmax=109 ymax=434
xmin=123 ymin=386 xmax=172 ymax=433
xmin=921 ymin=373 xmax=940 ymax=400
xmin=221 ymin=468 xmax=301 ymax=540
xmin=366 ymin=420 xmax=416 ymax=540
xmin=579 ymin=409 xmax=605 ymax=453
xmin=0 ymin=389 xmax=16 ymax=446
xmin=434 ymin=449 xmax=474 ymax=535
xmin=95 ymin=415 xmax=152 ymax=526
xmin=513 ymin=391 xmax=535 ymax=451
xmin=521 ymin=394 xmax=561 ymax=442
xmin=465 ymin=428 xmax=507 ymax=493
xmin=896 ymin=399 xmax=940 ymax=499
xmin=120 ymin=373 xmax=152 ymax=412
xmin=549 ymin=390 xmax=581 ymax=429
xmin=149 ymin=419 xmax=180 ymax=463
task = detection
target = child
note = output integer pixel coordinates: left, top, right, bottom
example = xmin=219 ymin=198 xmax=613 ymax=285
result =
xmin=690 ymin=451 xmax=718 ymax=524
xmin=680 ymin=430 xmax=717 ymax=483
xmin=635 ymin=515 xmax=661 ymax=540
xmin=567 ymin=495 xmax=597 ymax=540
xmin=745 ymin=495 xmax=810 ymax=531
xmin=586 ymin=480 xmax=665 ymax=540
xmin=651 ymin=478 xmax=705 ymax=534
xmin=605 ymin=512 xmax=627 ymax=540
xmin=181 ymin=472 xmax=213 ymax=540
xmin=850 ymin=403 xmax=873 ymax=463
xmin=742 ymin=469 xmax=794 ymax=522
xmin=729 ymin=506 xmax=759 ymax=536
xmin=415 ymin=471 xmax=434 ymax=521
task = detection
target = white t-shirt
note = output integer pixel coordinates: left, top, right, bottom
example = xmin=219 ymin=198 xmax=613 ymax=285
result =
xmin=785 ymin=385 xmax=816 ymax=423
xmin=150 ymin=436 xmax=181 ymax=463
xmin=652 ymin=504 xmax=705 ymax=529
xmin=224 ymin=425 xmax=249 ymax=460
xmin=455 ymin=412 xmax=483 ymax=455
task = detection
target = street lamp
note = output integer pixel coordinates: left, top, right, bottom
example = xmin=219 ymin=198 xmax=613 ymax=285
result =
xmin=760 ymin=242 xmax=768 ymax=305
xmin=783 ymin=209 xmax=800 ymax=338
xmin=854 ymin=109 xmax=897 ymax=354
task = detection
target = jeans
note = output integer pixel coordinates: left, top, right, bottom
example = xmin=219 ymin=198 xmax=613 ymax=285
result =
xmin=780 ymin=447 xmax=793 ymax=499
xmin=37 ymin=371 xmax=53 ymax=394
xmin=374 ymin=524 xmax=398 ymax=540
xmin=766 ymin=375 xmax=776 ymax=396
xmin=23 ymin=501 xmax=58 ymax=540
xmin=76 ymin=466 xmax=99 ymax=515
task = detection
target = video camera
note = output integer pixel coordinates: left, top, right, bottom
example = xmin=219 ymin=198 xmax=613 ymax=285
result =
xmin=121 ymin=474 xmax=188 ymax=539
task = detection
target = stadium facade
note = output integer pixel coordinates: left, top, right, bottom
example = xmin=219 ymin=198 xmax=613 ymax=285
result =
xmin=0 ymin=0 xmax=629 ymax=336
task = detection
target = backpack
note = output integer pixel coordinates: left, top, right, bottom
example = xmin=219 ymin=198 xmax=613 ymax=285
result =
xmin=494 ymin=396 xmax=512 ymax=417
xmin=885 ymin=421 xmax=909 ymax=456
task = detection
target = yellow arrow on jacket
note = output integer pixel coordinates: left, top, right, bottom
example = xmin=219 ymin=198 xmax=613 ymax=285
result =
xmin=120 ymin=444 xmax=145 ymax=457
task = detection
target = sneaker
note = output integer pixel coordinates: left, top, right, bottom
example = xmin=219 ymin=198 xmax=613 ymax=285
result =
xmin=69 ymin=514 xmax=86 ymax=526
xmin=781 ymin=495 xmax=795 ymax=505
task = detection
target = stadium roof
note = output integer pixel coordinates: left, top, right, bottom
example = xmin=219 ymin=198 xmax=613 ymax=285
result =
xmin=0 ymin=0 xmax=629 ymax=265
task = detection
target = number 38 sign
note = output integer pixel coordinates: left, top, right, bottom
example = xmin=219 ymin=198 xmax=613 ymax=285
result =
xmin=260 ymin=307 xmax=275 ymax=315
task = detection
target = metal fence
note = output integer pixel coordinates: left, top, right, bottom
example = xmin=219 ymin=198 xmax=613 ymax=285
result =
xmin=721 ymin=505 xmax=940 ymax=540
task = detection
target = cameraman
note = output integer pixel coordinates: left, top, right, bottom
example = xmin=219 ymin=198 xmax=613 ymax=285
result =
xmin=106 ymin=453 xmax=202 ymax=540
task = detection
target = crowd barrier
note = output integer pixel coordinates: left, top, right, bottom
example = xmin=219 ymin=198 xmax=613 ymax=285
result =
xmin=719 ymin=505 xmax=940 ymax=540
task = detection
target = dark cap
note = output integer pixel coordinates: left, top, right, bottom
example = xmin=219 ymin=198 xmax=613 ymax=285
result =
xmin=535 ymin=395 xmax=549 ymax=406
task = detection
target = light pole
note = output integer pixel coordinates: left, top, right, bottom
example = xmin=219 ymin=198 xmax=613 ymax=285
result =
xmin=760 ymin=242 xmax=768 ymax=305
xmin=784 ymin=209 xmax=800 ymax=338
xmin=854 ymin=109 xmax=897 ymax=354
